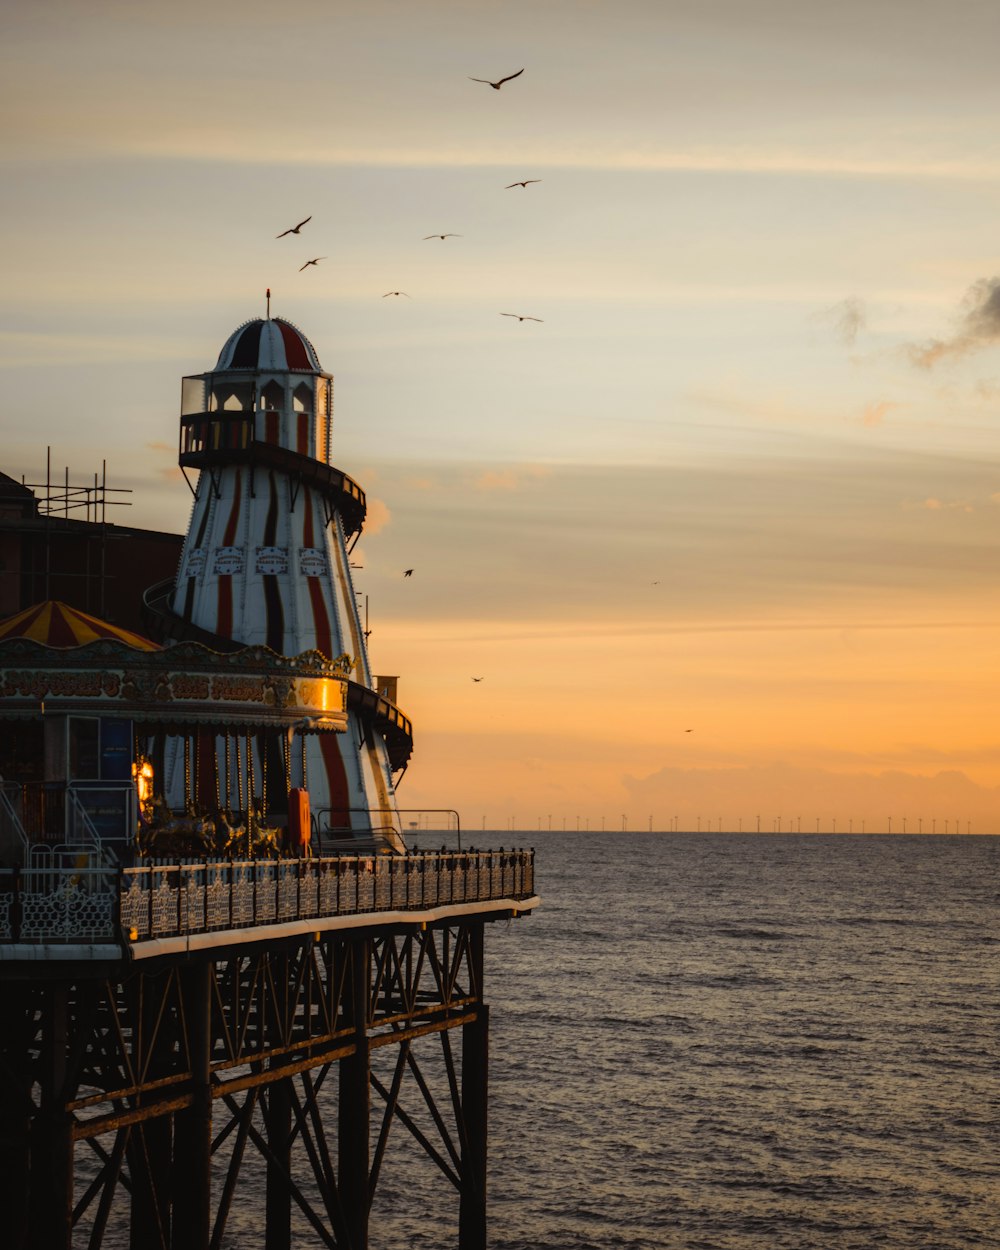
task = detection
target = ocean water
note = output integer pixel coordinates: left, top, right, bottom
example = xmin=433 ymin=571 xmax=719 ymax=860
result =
xmin=372 ymin=832 xmax=1000 ymax=1250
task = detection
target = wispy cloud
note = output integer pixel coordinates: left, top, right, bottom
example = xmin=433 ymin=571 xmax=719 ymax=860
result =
xmin=818 ymin=296 xmax=867 ymax=346
xmin=364 ymin=497 xmax=392 ymax=535
xmin=474 ymin=466 xmax=551 ymax=493
xmin=909 ymin=277 xmax=1000 ymax=367
xmin=912 ymin=497 xmax=973 ymax=513
xmin=861 ymin=400 xmax=897 ymax=427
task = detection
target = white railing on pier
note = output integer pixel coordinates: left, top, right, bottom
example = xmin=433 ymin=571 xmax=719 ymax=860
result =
xmin=0 ymin=850 xmax=535 ymax=946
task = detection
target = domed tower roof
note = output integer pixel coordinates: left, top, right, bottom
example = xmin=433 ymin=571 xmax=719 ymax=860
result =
xmin=215 ymin=317 xmax=323 ymax=372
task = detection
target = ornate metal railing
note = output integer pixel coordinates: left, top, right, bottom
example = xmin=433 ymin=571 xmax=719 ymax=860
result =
xmin=0 ymin=849 xmax=535 ymax=946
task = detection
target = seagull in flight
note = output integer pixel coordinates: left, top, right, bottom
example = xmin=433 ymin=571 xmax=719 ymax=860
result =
xmin=276 ymin=216 xmax=311 ymax=238
xmin=501 ymin=313 xmax=543 ymax=322
xmin=382 ymin=291 xmax=410 ymax=297
xmin=469 ymin=69 xmax=524 ymax=90
xmin=472 ymin=677 xmax=483 ymax=682
xmin=299 ymin=257 xmax=326 ymax=271
xmin=506 ymin=179 xmax=541 ymax=189
xmin=403 ymin=569 xmax=414 ymax=577
xmin=424 ymin=233 xmax=462 ymax=240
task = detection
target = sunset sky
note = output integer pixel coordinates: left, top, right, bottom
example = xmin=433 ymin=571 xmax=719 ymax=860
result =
xmin=3 ymin=0 xmax=1000 ymax=832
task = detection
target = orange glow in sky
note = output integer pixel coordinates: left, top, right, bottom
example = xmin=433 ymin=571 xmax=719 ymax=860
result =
xmin=3 ymin=0 xmax=1000 ymax=831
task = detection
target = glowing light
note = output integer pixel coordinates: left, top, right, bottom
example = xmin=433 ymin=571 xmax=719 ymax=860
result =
xmin=132 ymin=756 xmax=154 ymax=807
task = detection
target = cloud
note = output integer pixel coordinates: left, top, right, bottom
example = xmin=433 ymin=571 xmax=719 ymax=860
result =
xmin=622 ymin=762 xmax=1000 ymax=829
xmin=913 ymin=497 xmax=973 ymax=513
xmin=861 ymin=400 xmax=896 ymax=427
xmin=909 ymin=277 xmax=1000 ymax=368
xmin=818 ymin=297 xmax=867 ymax=347
xmin=364 ymin=496 xmax=392 ymax=535
xmin=473 ymin=466 xmax=552 ymax=493
xmin=475 ymin=470 xmax=520 ymax=492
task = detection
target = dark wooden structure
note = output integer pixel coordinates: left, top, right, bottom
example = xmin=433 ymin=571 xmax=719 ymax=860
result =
xmin=0 ymin=906 xmax=522 ymax=1249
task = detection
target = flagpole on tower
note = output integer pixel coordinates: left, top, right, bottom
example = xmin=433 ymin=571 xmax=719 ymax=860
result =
xmin=266 ymin=288 xmax=271 ymax=318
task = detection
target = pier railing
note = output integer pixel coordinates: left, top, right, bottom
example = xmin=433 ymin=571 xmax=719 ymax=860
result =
xmin=0 ymin=849 xmax=535 ymax=946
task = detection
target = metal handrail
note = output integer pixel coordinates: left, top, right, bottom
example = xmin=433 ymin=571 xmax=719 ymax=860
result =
xmin=0 ymin=849 xmax=536 ymax=945
xmin=65 ymin=789 xmax=122 ymax=868
xmin=0 ymin=787 xmax=29 ymax=856
xmin=315 ymin=808 xmax=463 ymax=851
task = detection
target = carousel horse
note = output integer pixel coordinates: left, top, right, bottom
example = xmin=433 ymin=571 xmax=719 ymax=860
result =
xmin=137 ymin=796 xmax=216 ymax=859
xmin=248 ymin=803 xmax=285 ymax=859
xmin=212 ymin=807 xmax=248 ymax=858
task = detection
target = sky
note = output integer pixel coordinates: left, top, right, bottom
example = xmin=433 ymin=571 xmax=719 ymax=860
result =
xmin=3 ymin=0 xmax=1000 ymax=833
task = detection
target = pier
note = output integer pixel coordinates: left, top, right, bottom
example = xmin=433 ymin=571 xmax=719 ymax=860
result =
xmin=0 ymin=848 xmax=537 ymax=1249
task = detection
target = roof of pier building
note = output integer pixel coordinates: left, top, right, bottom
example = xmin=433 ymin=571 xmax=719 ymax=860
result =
xmin=0 ymin=601 xmax=160 ymax=651
xmin=214 ymin=318 xmax=323 ymax=373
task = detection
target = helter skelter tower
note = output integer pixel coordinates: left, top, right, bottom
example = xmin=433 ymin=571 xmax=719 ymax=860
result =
xmin=152 ymin=311 xmax=410 ymax=850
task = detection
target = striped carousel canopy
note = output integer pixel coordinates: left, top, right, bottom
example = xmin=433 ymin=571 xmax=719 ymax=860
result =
xmin=0 ymin=602 xmax=160 ymax=651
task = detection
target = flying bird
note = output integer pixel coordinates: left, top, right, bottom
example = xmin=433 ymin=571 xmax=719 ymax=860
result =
xmin=424 ymin=234 xmax=462 ymax=240
xmin=276 ymin=216 xmax=311 ymax=238
xmin=299 ymin=257 xmax=326 ymax=271
xmin=506 ymin=180 xmax=541 ymax=189
xmin=472 ymin=677 xmax=483 ymax=682
xmin=469 ymin=69 xmax=524 ymax=90
xmin=382 ymin=291 xmax=411 ymax=297
xmin=501 ymin=313 xmax=543 ymax=322
xmin=403 ymin=569 xmax=414 ymax=577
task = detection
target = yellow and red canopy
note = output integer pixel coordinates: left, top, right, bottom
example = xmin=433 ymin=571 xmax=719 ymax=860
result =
xmin=0 ymin=602 xmax=159 ymax=651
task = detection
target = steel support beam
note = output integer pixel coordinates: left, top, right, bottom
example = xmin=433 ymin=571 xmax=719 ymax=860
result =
xmin=0 ymin=986 xmax=32 ymax=1250
xmin=172 ymin=960 xmax=213 ymax=1250
xmin=1 ymin=915 xmax=506 ymax=1249
xmin=264 ymin=1073 xmax=293 ymax=1250
xmin=459 ymin=923 xmax=488 ymax=1250
xmin=27 ymin=983 xmax=72 ymax=1250
xmin=339 ymin=938 xmax=371 ymax=1250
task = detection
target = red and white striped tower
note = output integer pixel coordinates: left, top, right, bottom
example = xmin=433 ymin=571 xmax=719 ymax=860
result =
xmin=161 ymin=313 xmax=407 ymax=850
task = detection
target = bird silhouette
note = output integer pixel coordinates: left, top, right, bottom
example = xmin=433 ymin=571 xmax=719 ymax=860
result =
xmin=299 ymin=257 xmax=326 ymax=271
xmin=472 ymin=677 xmax=483 ymax=682
xmin=403 ymin=569 xmax=414 ymax=577
xmin=382 ymin=291 xmax=411 ymax=297
xmin=506 ymin=180 xmax=541 ymax=189
xmin=501 ymin=313 xmax=543 ymax=322
xmin=469 ymin=69 xmax=524 ymax=90
xmin=276 ymin=216 xmax=311 ymax=238
xmin=423 ymin=234 xmax=462 ymax=240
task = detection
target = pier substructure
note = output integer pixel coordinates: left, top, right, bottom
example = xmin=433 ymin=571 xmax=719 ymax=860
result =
xmin=0 ymin=916 xmax=505 ymax=1249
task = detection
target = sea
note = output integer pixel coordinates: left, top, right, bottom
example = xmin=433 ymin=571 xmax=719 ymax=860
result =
xmin=369 ymin=831 xmax=999 ymax=1250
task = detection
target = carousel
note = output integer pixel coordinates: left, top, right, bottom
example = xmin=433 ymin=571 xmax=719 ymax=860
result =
xmin=0 ymin=600 xmax=353 ymax=867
